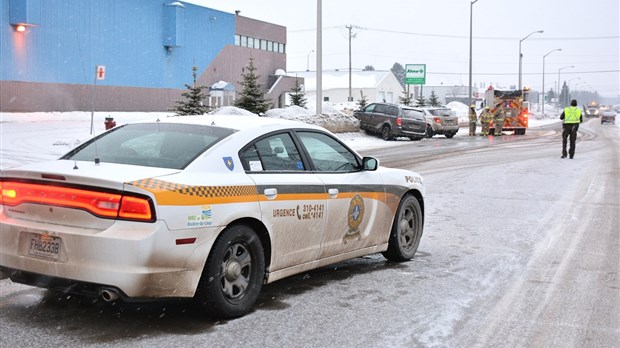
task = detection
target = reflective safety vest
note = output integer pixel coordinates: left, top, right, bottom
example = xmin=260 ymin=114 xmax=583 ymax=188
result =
xmin=563 ymin=107 xmax=581 ymax=124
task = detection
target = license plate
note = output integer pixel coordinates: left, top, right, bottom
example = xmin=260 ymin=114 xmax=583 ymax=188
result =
xmin=28 ymin=234 xmax=62 ymax=260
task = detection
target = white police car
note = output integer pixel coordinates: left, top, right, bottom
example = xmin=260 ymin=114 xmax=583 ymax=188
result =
xmin=0 ymin=114 xmax=424 ymax=318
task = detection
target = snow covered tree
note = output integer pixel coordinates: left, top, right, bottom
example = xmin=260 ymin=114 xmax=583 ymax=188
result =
xmin=399 ymin=86 xmax=412 ymax=106
xmin=363 ymin=65 xmax=375 ymax=71
xmin=429 ymin=90 xmax=440 ymax=106
xmin=357 ymin=90 xmax=369 ymax=109
xmin=391 ymin=62 xmax=405 ymax=87
xmin=234 ymin=58 xmax=271 ymax=114
xmin=289 ymin=78 xmax=307 ymax=108
xmin=172 ymin=66 xmax=209 ymax=115
xmin=416 ymin=94 xmax=427 ymax=107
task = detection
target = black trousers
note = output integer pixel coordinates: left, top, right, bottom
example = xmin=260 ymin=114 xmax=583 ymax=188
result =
xmin=562 ymin=123 xmax=579 ymax=156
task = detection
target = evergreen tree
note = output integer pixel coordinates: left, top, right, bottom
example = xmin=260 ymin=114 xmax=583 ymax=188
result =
xmin=234 ymin=58 xmax=271 ymax=114
xmin=399 ymin=85 xmax=412 ymax=106
xmin=172 ymin=66 xmax=209 ymax=115
xmin=391 ymin=62 xmax=405 ymax=87
xmin=357 ymin=90 xmax=369 ymax=109
xmin=363 ymin=65 xmax=375 ymax=71
xmin=559 ymin=81 xmax=570 ymax=107
xmin=547 ymin=88 xmax=556 ymax=102
xmin=416 ymin=94 xmax=427 ymax=107
xmin=289 ymin=78 xmax=307 ymax=108
xmin=429 ymin=90 xmax=440 ymax=106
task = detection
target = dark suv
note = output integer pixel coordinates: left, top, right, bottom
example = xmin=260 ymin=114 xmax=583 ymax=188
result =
xmin=354 ymin=103 xmax=427 ymax=140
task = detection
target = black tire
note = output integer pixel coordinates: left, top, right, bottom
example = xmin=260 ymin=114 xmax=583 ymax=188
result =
xmin=381 ymin=125 xmax=392 ymax=140
xmin=382 ymin=194 xmax=423 ymax=261
xmin=195 ymin=224 xmax=265 ymax=319
xmin=425 ymin=125 xmax=434 ymax=138
xmin=445 ymin=132 xmax=455 ymax=139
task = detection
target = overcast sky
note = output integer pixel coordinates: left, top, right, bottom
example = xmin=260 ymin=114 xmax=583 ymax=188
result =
xmin=187 ymin=0 xmax=619 ymax=98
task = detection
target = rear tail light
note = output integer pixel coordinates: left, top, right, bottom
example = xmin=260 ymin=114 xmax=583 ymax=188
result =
xmin=1 ymin=181 xmax=154 ymax=222
xmin=433 ymin=117 xmax=441 ymax=123
xmin=396 ymin=117 xmax=402 ymax=126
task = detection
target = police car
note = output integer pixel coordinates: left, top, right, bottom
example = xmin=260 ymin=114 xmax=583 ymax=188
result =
xmin=0 ymin=114 xmax=425 ymax=318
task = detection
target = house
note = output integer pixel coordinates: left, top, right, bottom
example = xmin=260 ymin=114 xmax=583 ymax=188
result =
xmin=293 ymin=70 xmax=404 ymax=105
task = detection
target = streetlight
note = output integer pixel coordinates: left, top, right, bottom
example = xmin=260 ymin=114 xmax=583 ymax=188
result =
xmin=468 ymin=0 xmax=479 ymax=109
xmin=518 ymin=29 xmax=544 ymax=92
xmin=306 ymin=50 xmax=314 ymax=71
xmin=542 ymin=48 xmax=561 ymax=116
xmin=557 ymin=65 xmax=574 ymax=107
xmin=566 ymin=77 xmax=580 ymax=105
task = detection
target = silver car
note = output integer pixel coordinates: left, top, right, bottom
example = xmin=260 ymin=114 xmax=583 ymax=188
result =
xmin=419 ymin=107 xmax=460 ymax=138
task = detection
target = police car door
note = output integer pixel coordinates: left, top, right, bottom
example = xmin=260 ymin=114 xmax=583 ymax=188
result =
xmin=294 ymin=131 xmax=390 ymax=260
xmin=239 ymin=132 xmax=326 ymax=273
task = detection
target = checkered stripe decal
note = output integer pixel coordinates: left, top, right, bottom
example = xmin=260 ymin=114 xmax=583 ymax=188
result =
xmin=177 ymin=185 xmax=257 ymax=197
xmin=128 ymin=178 xmax=257 ymax=198
xmin=129 ymin=178 xmax=190 ymax=192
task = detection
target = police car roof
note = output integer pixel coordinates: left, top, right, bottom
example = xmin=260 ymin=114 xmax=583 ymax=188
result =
xmin=142 ymin=114 xmax=324 ymax=133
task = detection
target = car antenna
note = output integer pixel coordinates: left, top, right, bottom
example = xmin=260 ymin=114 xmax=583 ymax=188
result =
xmin=72 ymin=139 xmax=80 ymax=170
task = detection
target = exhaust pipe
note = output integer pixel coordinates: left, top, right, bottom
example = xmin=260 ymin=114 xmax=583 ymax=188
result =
xmin=100 ymin=288 xmax=120 ymax=302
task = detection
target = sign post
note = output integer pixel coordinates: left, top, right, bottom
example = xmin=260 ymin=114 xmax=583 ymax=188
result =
xmin=405 ymin=64 xmax=426 ymax=102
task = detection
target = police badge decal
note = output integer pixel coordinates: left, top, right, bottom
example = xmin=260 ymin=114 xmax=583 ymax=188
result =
xmin=347 ymin=194 xmax=365 ymax=234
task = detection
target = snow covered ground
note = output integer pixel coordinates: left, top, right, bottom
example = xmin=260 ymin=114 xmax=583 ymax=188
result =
xmin=1 ymin=101 xmax=614 ymax=170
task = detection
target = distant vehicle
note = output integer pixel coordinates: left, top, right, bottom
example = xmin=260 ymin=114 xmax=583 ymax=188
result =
xmin=485 ymin=87 xmax=530 ymax=135
xmin=0 ymin=115 xmax=425 ymax=319
xmin=584 ymin=101 xmax=601 ymax=118
xmin=354 ymin=102 xmax=427 ymax=141
xmin=600 ymin=110 xmax=616 ymax=125
xmin=418 ymin=107 xmax=459 ymax=138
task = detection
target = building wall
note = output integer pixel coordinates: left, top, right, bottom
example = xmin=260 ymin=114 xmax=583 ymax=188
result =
xmin=0 ymin=0 xmax=287 ymax=112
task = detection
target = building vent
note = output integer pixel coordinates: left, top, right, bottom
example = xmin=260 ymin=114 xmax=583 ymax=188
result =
xmin=163 ymin=2 xmax=185 ymax=49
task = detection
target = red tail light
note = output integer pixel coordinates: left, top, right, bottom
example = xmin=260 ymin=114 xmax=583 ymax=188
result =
xmin=433 ymin=117 xmax=441 ymax=123
xmin=396 ymin=117 xmax=402 ymax=126
xmin=1 ymin=181 xmax=153 ymax=222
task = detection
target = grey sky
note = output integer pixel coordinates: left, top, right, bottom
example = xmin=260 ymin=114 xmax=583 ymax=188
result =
xmin=190 ymin=0 xmax=619 ymax=97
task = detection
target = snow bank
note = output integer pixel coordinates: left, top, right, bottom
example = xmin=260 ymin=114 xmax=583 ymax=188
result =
xmin=264 ymin=105 xmax=359 ymax=133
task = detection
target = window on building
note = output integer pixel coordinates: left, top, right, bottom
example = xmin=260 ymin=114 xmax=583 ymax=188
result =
xmin=234 ymin=35 xmax=240 ymax=46
xmin=267 ymin=41 xmax=273 ymax=52
xmin=241 ymin=36 xmax=248 ymax=47
xmin=261 ymin=39 xmax=267 ymax=50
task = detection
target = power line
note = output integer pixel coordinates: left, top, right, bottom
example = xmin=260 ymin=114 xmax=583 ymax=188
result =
xmin=289 ymin=26 xmax=619 ymax=41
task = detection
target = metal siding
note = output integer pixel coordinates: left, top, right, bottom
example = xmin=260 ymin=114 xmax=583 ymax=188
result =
xmin=0 ymin=0 xmax=235 ymax=89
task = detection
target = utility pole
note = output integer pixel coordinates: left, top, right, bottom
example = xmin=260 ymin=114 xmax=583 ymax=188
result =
xmin=346 ymin=25 xmax=357 ymax=102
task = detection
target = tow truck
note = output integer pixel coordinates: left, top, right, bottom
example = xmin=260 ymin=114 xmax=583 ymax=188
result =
xmin=485 ymin=86 xmax=530 ymax=135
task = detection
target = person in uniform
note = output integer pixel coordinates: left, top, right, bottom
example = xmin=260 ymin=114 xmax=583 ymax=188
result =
xmin=494 ymin=104 xmax=504 ymax=136
xmin=479 ymin=106 xmax=492 ymax=136
xmin=468 ymin=104 xmax=478 ymax=136
xmin=560 ymin=99 xmax=583 ymax=159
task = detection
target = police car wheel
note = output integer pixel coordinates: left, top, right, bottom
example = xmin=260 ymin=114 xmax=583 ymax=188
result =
xmin=382 ymin=194 xmax=423 ymax=261
xmin=195 ymin=224 xmax=265 ymax=319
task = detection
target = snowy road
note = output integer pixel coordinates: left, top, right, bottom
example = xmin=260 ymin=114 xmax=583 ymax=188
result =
xmin=1 ymin=117 xmax=618 ymax=347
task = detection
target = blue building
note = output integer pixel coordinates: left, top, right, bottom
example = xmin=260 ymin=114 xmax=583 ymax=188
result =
xmin=1 ymin=0 xmax=298 ymax=111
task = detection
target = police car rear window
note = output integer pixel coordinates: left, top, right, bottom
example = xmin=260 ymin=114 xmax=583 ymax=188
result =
xmin=63 ymin=123 xmax=235 ymax=169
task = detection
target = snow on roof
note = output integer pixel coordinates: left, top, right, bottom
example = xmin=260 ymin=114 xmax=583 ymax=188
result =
xmin=292 ymin=70 xmax=392 ymax=92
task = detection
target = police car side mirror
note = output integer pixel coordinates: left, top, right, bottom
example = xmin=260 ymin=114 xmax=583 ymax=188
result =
xmin=362 ymin=157 xmax=378 ymax=171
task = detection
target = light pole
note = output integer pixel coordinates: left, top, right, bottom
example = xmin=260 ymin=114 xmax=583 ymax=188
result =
xmin=557 ymin=65 xmax=574 ymax=107
xmin=567 ymin=77 xmax=580 ymax=105
xmin=518 ymin=30 xmax=544 ymax=92
xmin=306 ymin=50 xmax=314 ymax=71
xmin=468 ymin=0 xmax=479 ymax=109
xmin=542 ymin=48 xmax=561 ymax=116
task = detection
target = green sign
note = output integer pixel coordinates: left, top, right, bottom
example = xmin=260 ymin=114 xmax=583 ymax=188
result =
xmin=405 ymin=64 xmax=426 ymax=85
